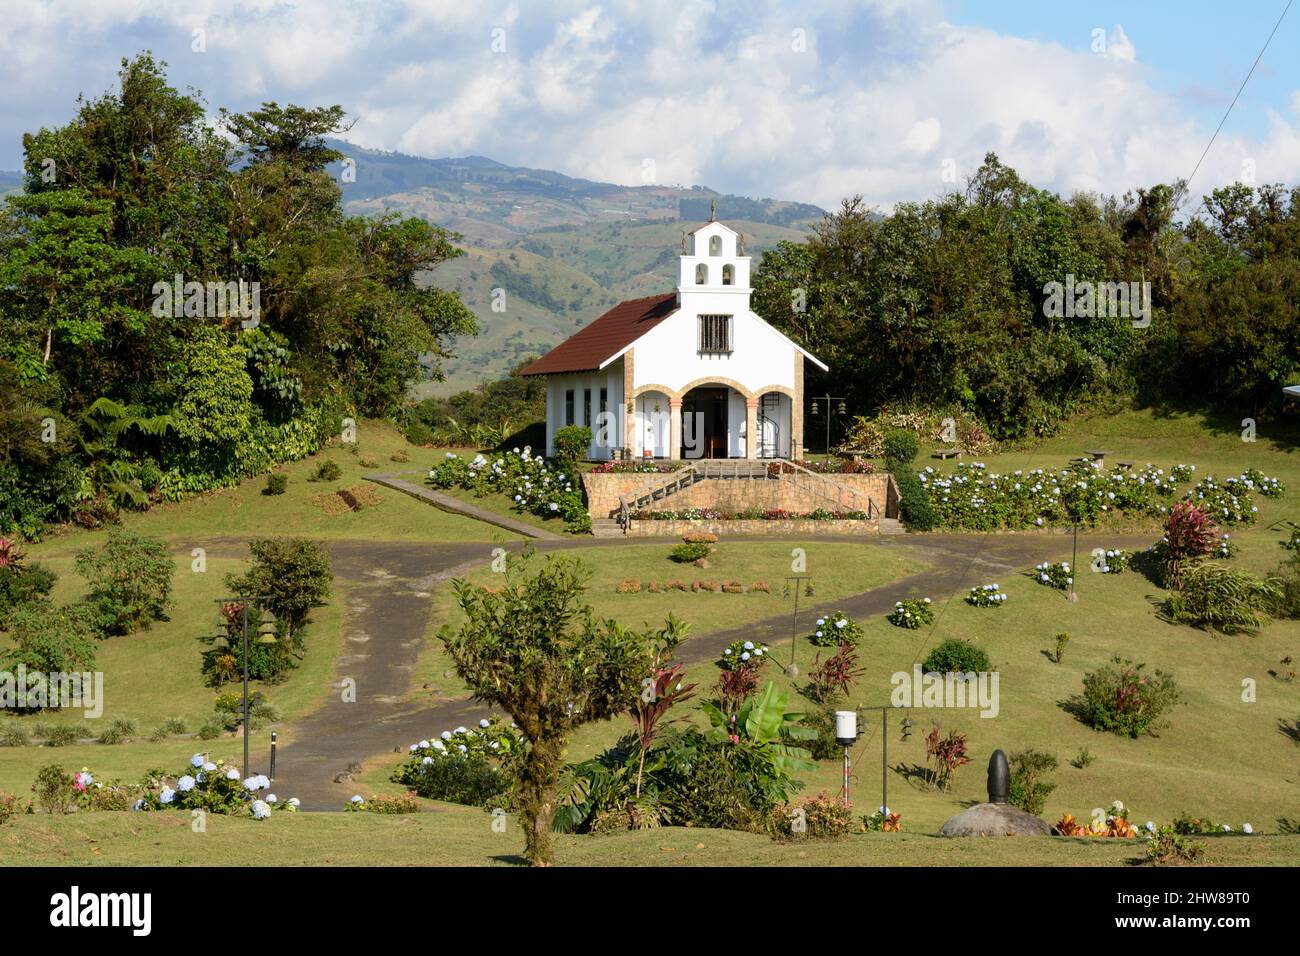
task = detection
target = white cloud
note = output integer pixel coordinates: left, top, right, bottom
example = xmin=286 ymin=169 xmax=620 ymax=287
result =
xmin=0 ymin=1 xmax=1295 ymax=213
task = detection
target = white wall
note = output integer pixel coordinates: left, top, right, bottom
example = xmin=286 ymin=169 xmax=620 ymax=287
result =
xmin=631 ymin=305 xmax=798 ymax=394
xmin=543 ymin=363 xmax=624 ymax=458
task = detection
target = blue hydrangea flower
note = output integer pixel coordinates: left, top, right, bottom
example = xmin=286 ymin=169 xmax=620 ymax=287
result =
xmin=177 ymin=775 xmax=196 ymax=792
xmin=251 ymin=800 xmax=271 ymax=820
xmin=160 ymin=788 xmax=175 ymax=804
xmin=191 ymin=754 xmax=205 ymax=768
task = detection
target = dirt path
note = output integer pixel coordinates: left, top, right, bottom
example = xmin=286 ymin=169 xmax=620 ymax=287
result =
xmin=268 ymin=530 xmax=1155 ymax=809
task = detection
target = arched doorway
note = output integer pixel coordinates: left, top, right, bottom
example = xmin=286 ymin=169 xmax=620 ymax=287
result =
xmin=681 ymin=385 xmax=740 ymax=459
xmin=757 ymin=391 xmax=792 ymax=458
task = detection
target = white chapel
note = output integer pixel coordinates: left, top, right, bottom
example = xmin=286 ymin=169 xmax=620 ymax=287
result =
xmin=520 ymin=217 xmax=826 ymax=460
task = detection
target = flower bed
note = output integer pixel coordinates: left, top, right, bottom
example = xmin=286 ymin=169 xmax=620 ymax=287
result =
xmin=809 ymin=610 xmax=863 ymax=646
xmin=719 ymin=639 xmax=769 ymax=670
xmin=965 ymin=583 xmax=1007 ymax=607
xmin=631 ymin=507 xmax=870 ymax=521
xmin=1096 ymin=548 xmax=1130 ymax=573
xmin=1033 ymin=561 xmax=1072 ymax=590
xmin=428 ymin=448 xmax=590 ymax=533
xmin=887 ymin=598 xmax=934 ymax=629
xmin=133 ymin=753 xmax=297 ymax=818
xmin=615 ymin=578 xmax=768 ymax=594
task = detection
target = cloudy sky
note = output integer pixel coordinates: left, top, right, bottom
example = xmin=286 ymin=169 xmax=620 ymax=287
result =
xmin=1 ymin=0 xmax=1296 ymax=211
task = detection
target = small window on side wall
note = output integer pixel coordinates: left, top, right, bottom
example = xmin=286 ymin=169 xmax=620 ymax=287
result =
xmin=695 ymin=263 xmax=708 ymax=285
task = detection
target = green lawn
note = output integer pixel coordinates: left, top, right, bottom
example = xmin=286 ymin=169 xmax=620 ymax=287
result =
xmin=4 ymin=809 xmax=1296 ymax=867
xmin=24 ymin=424 xmax=505 ymax=560
xmin=400 ymin=538 xmax=930 ymax=707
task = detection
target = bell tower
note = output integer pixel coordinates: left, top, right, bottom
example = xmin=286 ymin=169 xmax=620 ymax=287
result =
xmin=676 ymin=219 xmax=752 ymax=301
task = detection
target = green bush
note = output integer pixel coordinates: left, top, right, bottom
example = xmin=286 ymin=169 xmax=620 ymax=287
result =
xmin=669 ymin=542 xmax=711 ymax=563
xmin=809 ymin=610 xmax=864 ymax=647
xmin=263 ymin=472 xmax=288 ymax=495
xmin=892 ymin=465 xmax=936 ymax=531
xmin=2 ymin=604 xmax=98 ymax=696
xmin=1007 ymin=749 xmax=1057 ymax=815
xmin=44 ymin=725 xmax=82 ymax=747
xmin=96 ymin=718 xmax=137 ymax=745
xmin=1163 ymin=563 xmax=1280 ymax=634
xmin=767 ymin=791 xmax=854 ymax=840
xmin=922 ymin=638 xmax=991 ymax=674
xmin=396 ymin=752 xmax=514 ymax=808
xmin=148 ymin=717 xmax=187 ymax=742
xmin=1146 ymin=825 xmax=1205 ymax=864
xmin=310 ymin=459 xmax=342 ymax=482
xmin=0 ymin=791 xmax=17 ymax=825
xmin=1079 ymin=656 xmax=1181 ymax=738
xmin=882 ymin=429 xmax=920 ymax=465
xmin=75 ymin=530 xmax=175 ymax=636
xmin=32 ymin=764 xmax=75 ymax=813
xmin=552 ymin=425 xmax=592 ymax=468
xmin=0 ymin=723 xmax=28 ymax=747
xmin=0 ymin=561 xmax=57 ymax=626
xmin=224 ymin=538 xmax=333 ymax=647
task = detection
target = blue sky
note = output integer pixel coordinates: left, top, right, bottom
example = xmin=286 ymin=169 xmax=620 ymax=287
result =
xmin=0 ymin=1 xmax=1295 ymax=210
xmin=949 ymin=0 xmax=1299 ymax=139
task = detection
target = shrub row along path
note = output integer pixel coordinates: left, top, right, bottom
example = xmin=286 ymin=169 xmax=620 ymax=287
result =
xmin=268 ymin=531 xmax=1155 ymax=810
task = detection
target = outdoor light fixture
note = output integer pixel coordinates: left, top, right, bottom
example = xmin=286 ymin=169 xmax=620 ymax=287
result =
xmin=836 ymin=710 xmax=859 ymax=807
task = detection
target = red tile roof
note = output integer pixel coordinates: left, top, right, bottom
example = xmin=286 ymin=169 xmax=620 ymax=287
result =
xmin=518 ymin=292 xmax=679 ymax=376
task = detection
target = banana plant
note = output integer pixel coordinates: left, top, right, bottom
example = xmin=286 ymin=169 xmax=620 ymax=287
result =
xmin=703 ymin=680 xmax=817 ymax=776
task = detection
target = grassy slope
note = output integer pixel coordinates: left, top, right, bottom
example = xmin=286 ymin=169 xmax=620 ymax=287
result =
xmin=3 ymin=809 xmax=1296 ymax=867
xmin=399 ymin=539 xmax=928 ymax=707
xmin=1 ymin=423 xmax=508 ymax=794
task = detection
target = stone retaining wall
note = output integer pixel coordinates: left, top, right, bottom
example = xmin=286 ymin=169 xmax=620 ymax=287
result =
xmin=583 ymin=470 xmax=896 ymax=519
xmin=625 ymin=518 xmax=877 ymax=536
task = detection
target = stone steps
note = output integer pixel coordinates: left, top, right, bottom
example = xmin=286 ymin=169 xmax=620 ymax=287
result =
xmin=591 ymin=518 xmax=625 ymax=538
xmin=877 ymin=517 xmax=905 ymax=534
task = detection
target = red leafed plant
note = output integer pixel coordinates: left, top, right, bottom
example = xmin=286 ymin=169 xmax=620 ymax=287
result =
xmin=0 ymin=538 xmax=25 ymax=569
xmin=630 ymin=663 xmax=696 ymax=797
xmin=1163 ymin=501 xmax=1217 ymax=587
xmin=715 ymin=666 xmax=760 ymax=716
xmin=808 ymin=643 xmax=864 ymax=704
xmin=924 ymin=726 xmax=970 ymax=792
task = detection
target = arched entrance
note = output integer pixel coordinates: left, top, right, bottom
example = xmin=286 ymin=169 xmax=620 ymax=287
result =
xmin=681 ymin=385 xmax=743 ymax=459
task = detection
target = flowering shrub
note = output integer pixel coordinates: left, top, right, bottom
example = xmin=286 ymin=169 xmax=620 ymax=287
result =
xmin=0 ymin=791 xmax=17 ymax=825
xmin=391 ymin=718 xmax=522 ymax=809
xmin=615 ymin=578 xmax=641 ymax=593
xmin=589 ymin=460 xmax=677 ymax=474
xmin=631 ymin=508 xmax=869 ymax=521
xmin=1210 ymin=534 xmax=1237 ymax=559
xmin=767 ymin=791 xmax=854 ymax=840
xmin=427 ymin=448 xmax=590 ymax=533
xmin=1243 ymin=467 xmax=1283 ymax=497
xmin=1184 ymin=474 xmax=1262 ymax=524
xmin=808 ymin=643 xmax=862 ymax=704
xmin=861 ymin=808 xmax=902 ymax=832
xmin=718 ymin=639 xmax=768 ymax=670
xmin=1033 ymin=561 xmax=1072 ymax=590
xmin=809 ymin=611 xmax=863 ymax=646
xmin=887 ymin=598 xmax=933 ymax=629
xmin=1281 ymin=527 xmax=1300 ymax=551
xmin=1054 ymin=801 xmax=1139 ymax=838
xmin=1096 ymin=549 xmax=1130 ymax=573
xmin=345 ymin=792 xmax=421 ymax=814
xmin=1079 ymin=657 xmax=1180 ymax=737
xmin=767 ymin=459 xmax=875 ymax=476
xmin=916 ymin=461 xmax=1190 ymax=530
xmin=965 ymin=583 xmax=1007 ymax=607
xmin=133 ymin=753 xmax=294 ymax=819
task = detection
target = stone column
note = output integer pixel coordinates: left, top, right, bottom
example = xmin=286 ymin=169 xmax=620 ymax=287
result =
xmin=668 ymin=398 xmax=682 ymax=461
xmin=792 ymin=356 xmax=805 ymax=460
xmin=622 ymin=351 xmax=635 ymax=459
xmin=745 ymin=398 xmax=759 ymax=459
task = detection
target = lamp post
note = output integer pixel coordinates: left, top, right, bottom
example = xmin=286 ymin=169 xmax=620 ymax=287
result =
xmin=214 ymin=593 xmax=274 ymax=777
xmin=809 ymin=395 xmax=847 ymax=456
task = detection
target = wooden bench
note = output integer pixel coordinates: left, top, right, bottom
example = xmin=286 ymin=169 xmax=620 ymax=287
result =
xmin=933 ymin=447 xmax=962 ymax=461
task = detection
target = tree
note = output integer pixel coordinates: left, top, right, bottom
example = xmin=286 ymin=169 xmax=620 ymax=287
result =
xmin=75 ymin=530 xmax=175 ymax=636
xmin=439 ymin=549 xmax=686 ymax=865
xmin=224 ymin=538 xmax=332 ymax=647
